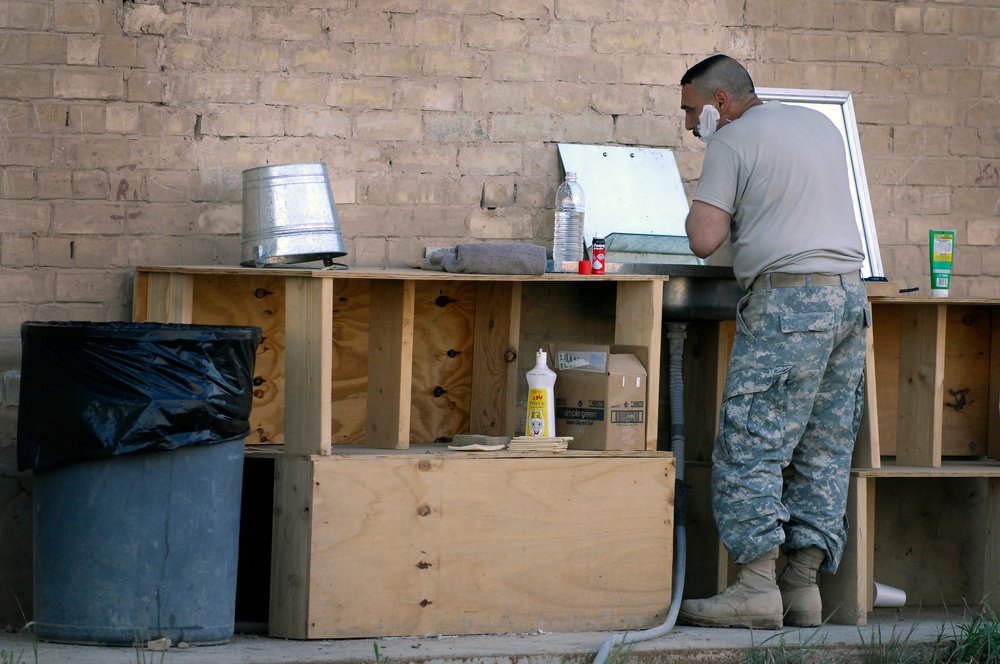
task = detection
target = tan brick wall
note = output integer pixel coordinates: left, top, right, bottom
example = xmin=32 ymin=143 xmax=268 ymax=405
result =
xmin=1 ymin=0 xmax=999 ymax=623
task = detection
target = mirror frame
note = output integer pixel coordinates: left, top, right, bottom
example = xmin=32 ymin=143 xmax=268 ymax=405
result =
xmin=755 ymin=87 xmax=884 ymax=279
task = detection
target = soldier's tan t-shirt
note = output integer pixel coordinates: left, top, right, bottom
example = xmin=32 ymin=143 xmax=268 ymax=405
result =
xmin=692 ymin=101 xmax=865 ymax=291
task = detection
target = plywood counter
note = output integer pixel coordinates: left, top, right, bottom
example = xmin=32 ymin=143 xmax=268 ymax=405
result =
xmin=132 ymin=266 xmax=675 ymax=639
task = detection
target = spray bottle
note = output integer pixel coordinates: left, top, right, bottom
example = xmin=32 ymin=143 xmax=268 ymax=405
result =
xmin=525 ymin=348 xmax=556 ymax=437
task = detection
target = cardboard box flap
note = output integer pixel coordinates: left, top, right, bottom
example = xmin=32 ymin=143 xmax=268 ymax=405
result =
xmin=608 ymin=353 xmax=646 ymax=379
xmin=550 ymin=344 xmax=648 ymax=376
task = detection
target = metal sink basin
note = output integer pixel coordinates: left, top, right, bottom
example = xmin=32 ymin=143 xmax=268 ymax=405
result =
xmin=604 ymin=262 xmax=742 ymax=321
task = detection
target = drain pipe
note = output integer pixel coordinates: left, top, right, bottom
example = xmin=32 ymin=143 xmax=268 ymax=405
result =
xmin=593 ymin=322 xmax=690 ymax=664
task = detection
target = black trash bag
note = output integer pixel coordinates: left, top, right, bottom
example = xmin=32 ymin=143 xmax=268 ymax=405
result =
xmin=17 ymin=321 xmax=263 ymax=471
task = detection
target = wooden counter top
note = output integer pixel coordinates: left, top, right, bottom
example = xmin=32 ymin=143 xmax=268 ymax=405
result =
xmin=135 ymin=264 xmax=669 ymax=282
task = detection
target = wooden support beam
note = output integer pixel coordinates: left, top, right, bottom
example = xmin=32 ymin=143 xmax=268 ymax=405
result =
xmin=985 ymin=477 xmax=1000 ymax=610
xmin=990 ymin=309 xmax=1000 ymax=461
xmin=470 ymin=281 xmax=522 ymax=437
xmin=141 ymin=272 xmax=194 ymax=324
xmin=366 ymin=279 xmax=416 ymax=449
xmin=268 ymin=456 xmax=315 ymax=639
xmin=896 ymin=304 xmax=946 ymax=467
xmin=614 ymin=280 xmax=664 ymax=451
xmin=285 ymin=276 xmax=333 ymax=456
xmin=822 ymin=474 xmax=872 ymax=625
xmin=854 ymin=323 xmax=881 ymax=468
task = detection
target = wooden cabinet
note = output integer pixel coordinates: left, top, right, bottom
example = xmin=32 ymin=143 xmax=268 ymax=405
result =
xmin=266 ymin=447 xmax=674 ymax=639
xmin=858 ymin=297 xmax=1000 ymax=466
xmin=825 ymin=296 xmax=1000 ymax=624
xmin=132 ymin=266 xmax=675 ymax=639
xmin=677 ymin=294 xmax=1000 ymax=625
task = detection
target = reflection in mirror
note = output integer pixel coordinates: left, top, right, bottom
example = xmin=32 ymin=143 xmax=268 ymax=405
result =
xmin=755 ymin=88 xmax=884 ymax=279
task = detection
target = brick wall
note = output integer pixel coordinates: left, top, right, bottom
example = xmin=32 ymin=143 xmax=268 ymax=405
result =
xmin=0 ymin=0 xmax=998 ymax=624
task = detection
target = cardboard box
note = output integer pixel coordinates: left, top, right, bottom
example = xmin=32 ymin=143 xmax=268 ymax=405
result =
xmin=549 ymin=344 xmax=648 ymax=451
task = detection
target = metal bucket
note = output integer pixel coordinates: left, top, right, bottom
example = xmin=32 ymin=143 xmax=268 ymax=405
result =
xmin=241 ymin=162 xmax=346 ymax=267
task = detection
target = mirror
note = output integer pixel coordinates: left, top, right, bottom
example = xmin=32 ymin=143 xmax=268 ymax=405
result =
xmin=755 ymin=87 xmax=884 ymax=279
xmin=557 ymin=143 xmax=702 ymax=265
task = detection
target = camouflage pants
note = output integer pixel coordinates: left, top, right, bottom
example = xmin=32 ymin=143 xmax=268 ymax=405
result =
xmin=712 ymin=278 xmax=870 ymax=575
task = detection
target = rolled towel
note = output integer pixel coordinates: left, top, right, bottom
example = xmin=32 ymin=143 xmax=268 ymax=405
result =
xmin=430 ymin=242 xmax=547 ymax=275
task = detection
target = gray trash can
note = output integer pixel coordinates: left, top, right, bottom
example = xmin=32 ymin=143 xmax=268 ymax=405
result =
xmin=32 ymin=439 xmax=245 ymax=645
xmin=18 ymin=321 xmax=262 ymax=645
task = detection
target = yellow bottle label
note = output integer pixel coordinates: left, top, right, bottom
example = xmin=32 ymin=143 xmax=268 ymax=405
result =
xmin=526 ymin=388 xmax=549 ymax=437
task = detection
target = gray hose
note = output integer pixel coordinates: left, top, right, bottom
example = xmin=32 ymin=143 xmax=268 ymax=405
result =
xmin=593 ymin=323 xmax=689 ymax=664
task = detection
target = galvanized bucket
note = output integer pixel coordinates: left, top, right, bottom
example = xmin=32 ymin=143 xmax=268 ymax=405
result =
xmin=241 ymin=162 xmax=347 ymax=267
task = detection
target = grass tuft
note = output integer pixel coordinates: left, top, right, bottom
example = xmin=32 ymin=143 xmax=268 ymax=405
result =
xmin=936 ymin=603 xmax=1000 ymax=663
xmin=374 ymin=641 xmax=389 ymax=664
xmin=736 ymin=604 xmax=1000 ymax=664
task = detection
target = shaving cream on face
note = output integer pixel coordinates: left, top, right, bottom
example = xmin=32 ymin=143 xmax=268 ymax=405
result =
xmin=698 ymin=104 xmax=720 ymax=143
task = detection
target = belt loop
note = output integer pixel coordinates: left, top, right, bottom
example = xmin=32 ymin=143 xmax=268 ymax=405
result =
xmin=765 ymin=273 xmax=772 ymax=289
xmin=840 ymin=273 xmax=847 ymax=287
xmin=803 ymin=274 xmax=811 ymax=286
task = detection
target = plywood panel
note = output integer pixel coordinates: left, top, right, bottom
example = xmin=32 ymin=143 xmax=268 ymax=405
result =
xmin=410 ymin=281 xmax=476 ymax=443
xmin=872 ymin=304 xmax=901 ymax=457
xmin=188 ymin=274 xmax=288 ymax=445
xmin=471 ymin=281 xmax=521 ymax=437
xmin=303 ymin=454 xmax=675 ymax=639
xmin=872 ymin=477 xmax=988 ymax=608
xmin=941 ymin=306 xmax=992 ymax=457
xmin=330 ymin=279 xmax=370 ymax=444
xmin=675 ymin=320 xmax=731 ymax=463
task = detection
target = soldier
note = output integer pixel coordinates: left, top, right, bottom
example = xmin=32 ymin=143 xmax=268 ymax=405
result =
xmin=677 ymin=54 xmax=871 ymax=629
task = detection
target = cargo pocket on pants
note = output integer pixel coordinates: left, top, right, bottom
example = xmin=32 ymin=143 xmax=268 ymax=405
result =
xmin=718 ymin=365 xmax=791 ymax=460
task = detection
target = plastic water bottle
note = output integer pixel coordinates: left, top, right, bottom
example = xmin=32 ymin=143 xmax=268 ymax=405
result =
xmin=552 ymin=172 xmax=585 ymax=270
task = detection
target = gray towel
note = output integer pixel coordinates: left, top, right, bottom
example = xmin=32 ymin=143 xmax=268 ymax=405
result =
xmin=430 ymin=243 xmax=547 ymax=275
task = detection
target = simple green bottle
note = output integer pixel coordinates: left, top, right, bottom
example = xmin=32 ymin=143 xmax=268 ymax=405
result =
xmin=929 ymin=230 xmax=955 ymax=297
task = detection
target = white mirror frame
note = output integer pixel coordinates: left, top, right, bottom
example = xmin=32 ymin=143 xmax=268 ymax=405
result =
xmin=755 ymin=88 xmax=884 ymax=279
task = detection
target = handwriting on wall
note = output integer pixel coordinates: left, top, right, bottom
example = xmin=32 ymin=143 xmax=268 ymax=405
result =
xmin=116 ymin=178 xmax=139 ymax=200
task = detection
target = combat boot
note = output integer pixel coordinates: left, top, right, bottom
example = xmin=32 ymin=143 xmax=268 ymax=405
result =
xmin=778 ymin=546 xmax=824 ymax=627
xmin=678 ymin=547 xmax=782 ymax=629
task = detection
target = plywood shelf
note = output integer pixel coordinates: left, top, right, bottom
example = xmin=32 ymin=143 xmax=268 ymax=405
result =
xmin=853 ymin=459 xmax=1000 ymax=477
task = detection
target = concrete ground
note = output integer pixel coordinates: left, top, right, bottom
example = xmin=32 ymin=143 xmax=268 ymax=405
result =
xmin=0 ymin=609 xmax=976 ymax=664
